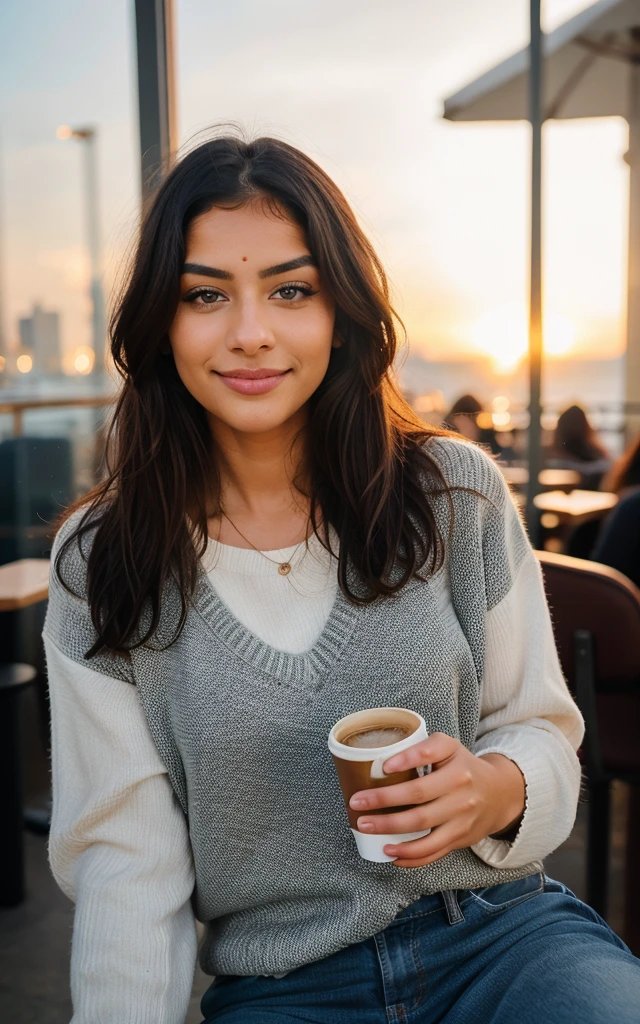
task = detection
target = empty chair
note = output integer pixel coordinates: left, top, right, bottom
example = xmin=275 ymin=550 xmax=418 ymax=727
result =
xmin=535 ymin=550 xmax=640 ymax=949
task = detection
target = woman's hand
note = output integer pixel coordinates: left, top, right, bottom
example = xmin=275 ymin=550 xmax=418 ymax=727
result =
xmin=348 ymin=732 xmax=526 ymax=868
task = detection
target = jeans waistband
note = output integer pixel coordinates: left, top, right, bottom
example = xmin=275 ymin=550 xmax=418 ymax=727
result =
xmin=393 ymin=889 xmax=465 ymax=927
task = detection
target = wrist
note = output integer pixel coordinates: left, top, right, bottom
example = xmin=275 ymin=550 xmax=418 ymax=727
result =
xmin=478 ymin=752 xmax=526 ymax=838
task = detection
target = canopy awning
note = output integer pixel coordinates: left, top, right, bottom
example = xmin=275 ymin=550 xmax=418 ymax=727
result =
xmin=444 ymin=0 xmax=640 ymax=122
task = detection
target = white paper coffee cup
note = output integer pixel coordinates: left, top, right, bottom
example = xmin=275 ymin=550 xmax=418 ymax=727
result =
xmin=328 ymin=707 xmax=430 ymax=862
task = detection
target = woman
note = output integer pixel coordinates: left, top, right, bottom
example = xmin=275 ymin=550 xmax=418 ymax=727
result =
xmin=45 ymin=134 xmax=640 ymax=1024
xmin=444 ymin=393 xmax=483 ymax=442
xmin=443 ymin=393 xmax=504 ymax=457
xmin=548 ymin=403 xmax=611 ymax=490
xmin=548 ymin=404 xmax=612 ymax=557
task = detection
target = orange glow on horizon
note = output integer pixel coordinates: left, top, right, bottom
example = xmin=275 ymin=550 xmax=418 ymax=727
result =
xmin=469 ymin=302 xmax=576 ymax=373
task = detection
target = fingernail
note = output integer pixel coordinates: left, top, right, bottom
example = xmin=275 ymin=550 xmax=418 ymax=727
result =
xmin=383 ymin=759 xmax=399 ymax=773
xmin=349 ymin=797 xmax=366 ymax=809
xmin=358 ymin=819 xmax=375 ymax=833
xmin=384 ymin=846 xmax=398 ymax=856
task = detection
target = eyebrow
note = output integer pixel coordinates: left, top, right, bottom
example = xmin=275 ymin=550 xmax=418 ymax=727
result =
xmin=181 ymin=255 xmax=316 ymax=281
xmin=259 ymin=255 xmax=316 ymax=278
xmin=182 ymin=262 xmax=232 ymax=280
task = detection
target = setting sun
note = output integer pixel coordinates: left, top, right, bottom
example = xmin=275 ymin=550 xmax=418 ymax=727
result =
xmin=470 ymin=303 xmax=576 ymax=373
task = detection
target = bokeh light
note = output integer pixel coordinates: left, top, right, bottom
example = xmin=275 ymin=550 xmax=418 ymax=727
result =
xmin=16 ymin=354 xmax=33 ymax=373
xmin=73 ymin=346 xmax=95 ymax=375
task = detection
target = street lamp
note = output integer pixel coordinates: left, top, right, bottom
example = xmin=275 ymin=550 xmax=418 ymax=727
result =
xmin=56 ymin=124 xmax=106 ymax=378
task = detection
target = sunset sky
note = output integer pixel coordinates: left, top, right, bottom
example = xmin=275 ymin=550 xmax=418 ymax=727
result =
xmin=0 ymin=0 xmax=629 ymax=372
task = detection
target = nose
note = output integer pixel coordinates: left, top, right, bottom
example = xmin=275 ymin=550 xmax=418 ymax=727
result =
xmin=226 ymin=296 xmax=275 ymax=357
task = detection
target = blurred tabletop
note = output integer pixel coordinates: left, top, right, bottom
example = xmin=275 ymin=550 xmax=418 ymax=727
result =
xmin=501 ymin=467 xmax=581 ymax=490
xmin=0 ymin=559 xmax=50 ymax=611
xmin=533 ymin=490 xmax=618 ymax=526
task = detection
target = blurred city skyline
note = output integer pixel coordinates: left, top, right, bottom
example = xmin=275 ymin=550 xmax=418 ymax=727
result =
xmin=0 ymin=0 xmax=628 ymax=380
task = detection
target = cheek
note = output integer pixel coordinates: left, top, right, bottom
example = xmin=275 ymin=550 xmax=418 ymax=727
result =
xmin=169 ymin=309 xmax=218 ymax=363
xmin=293 ymin=307 xmax=335 ymax=373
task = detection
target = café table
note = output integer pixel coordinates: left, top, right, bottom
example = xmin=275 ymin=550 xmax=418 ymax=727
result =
xmin=533 ymin=489 xmax=618 ymax=527
xmin=0 ymin=558 xmax=50 ymax=611
xmin=0 ymin=558 xmax=50 ymax=906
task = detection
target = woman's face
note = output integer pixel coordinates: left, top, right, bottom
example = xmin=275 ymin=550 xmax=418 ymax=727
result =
xmin=168 ymin=201 xmax=337 ymax=438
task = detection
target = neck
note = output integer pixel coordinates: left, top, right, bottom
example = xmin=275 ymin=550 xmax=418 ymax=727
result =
xmin=208 ymin=410 xmax=310 ymax=522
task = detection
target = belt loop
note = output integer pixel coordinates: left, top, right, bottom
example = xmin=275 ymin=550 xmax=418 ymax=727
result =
xmin=441 ymin=889 xmax=465 ymax=925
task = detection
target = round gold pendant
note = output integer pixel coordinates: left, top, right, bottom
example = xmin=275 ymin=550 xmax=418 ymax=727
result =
xmin=278 ymin=563 xmax=292 ymax=576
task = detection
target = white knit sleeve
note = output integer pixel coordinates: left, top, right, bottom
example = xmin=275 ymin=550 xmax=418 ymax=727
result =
xmin=471 ymin=551 xmax=585 ymax=869
xmin=44 ymin=633 xmax=198 ymax=1024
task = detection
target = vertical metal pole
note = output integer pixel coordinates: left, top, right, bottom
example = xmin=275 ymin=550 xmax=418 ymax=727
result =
xmin=625 ymin=54 xmax=640 ymax=445
xmin=526 ymin=0 xmax=544 ymax=544
xmin=83 ymin=133 xmax=106 ymax=376
xmin=134 ymin=0 xmax=178 ymax=200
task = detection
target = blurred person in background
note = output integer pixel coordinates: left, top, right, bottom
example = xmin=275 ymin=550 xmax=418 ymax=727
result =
xmin=444 ymin=394 xmax=503 ymax=456
xmin=549 ymin=405 xmax=611 ymax=557
xmin=591 ymin=433 xmax=640 ymax=589
xmin=547 ymin=404 xmax=611 ymax=491
xmin=445 ymin=394 xmax=483 ymax=442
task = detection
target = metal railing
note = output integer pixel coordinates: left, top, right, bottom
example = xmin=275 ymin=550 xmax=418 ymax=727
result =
xmin=0 ymin=394 xmax=115 ymax=438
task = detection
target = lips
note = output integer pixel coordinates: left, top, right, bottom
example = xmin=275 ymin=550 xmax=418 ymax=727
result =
xmin=216 ymin=368 xmax=291 ymax=396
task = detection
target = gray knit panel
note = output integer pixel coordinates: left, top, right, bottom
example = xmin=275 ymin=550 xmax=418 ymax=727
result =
xmin=429 ymin=437 xmax=531 ymax=609
xmin=44 ymin=508 xmax=189 ymax=810
xmin=43 ymin=508 xmax=135 ymax=684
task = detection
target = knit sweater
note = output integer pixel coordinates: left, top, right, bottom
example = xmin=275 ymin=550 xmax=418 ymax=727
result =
xmin=44 ymin=437 xmax=584 ymax=1023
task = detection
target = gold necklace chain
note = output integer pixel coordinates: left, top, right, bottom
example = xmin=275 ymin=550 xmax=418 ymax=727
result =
xmin=220 ymin=511 xmax=307 ymax=576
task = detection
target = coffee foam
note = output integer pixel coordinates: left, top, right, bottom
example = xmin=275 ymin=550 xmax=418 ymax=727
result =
xmin=343 ymin=727 xmax=410 ymax=749
xmin=332 ymin=708 xmax=420 ymax=749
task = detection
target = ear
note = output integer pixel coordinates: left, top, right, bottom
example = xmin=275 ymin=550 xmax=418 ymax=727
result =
xmin=159 ymin=337 xmax=172 ymax=355
xmin=331 ymin=334 xmax=343 ymax=349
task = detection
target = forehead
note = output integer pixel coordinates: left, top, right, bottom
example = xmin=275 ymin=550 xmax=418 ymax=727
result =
xmin=185 ymin=202 xmax=309 ymax=261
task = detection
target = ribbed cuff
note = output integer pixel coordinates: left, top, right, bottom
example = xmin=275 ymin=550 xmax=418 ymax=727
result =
xmin=472 ymin=730 xmax=562 ymax=869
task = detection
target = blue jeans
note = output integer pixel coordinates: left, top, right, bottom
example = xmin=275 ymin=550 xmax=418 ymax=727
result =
xmin=200 ymin=874 xmax=640 ymax=1023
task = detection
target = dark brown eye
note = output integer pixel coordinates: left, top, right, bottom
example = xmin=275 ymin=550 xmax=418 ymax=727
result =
xmin=182 ymin=288 xmax=225 ymax=308
xmin=272 ymin=284 xmax=316 ymax=301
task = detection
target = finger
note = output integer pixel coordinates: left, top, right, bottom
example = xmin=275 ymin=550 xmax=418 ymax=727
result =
xmin=382 ymin=732 xmax=459 ymax=775
xmin=392 ymin=844 xmax=456 ymax=869
xmin=357 ymin=793 xmax=462 ymax=837
xmin=349 ymin=768 xmax=456 ymax=812
xmin=386 ymin=822 xmax=464 ymax=866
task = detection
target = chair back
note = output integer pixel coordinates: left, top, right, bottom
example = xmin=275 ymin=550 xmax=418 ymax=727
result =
xmin=537 ymin=552 xmax=640 ymax=776
xmin=536 ymin=551 xmax=640 ymax=689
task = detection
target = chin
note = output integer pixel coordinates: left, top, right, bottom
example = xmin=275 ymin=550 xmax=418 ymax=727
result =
xmin=232 ymin=416 xmax=292 ymax=434
xmin=210 ymin=404 xmax=302 ymax=435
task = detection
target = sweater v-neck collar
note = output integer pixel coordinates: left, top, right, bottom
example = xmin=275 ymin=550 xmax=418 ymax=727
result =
xmin=190 ymin=558 xmax=360 ymax=689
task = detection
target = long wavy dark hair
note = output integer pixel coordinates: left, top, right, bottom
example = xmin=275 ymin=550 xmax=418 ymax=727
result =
xmin=55 ymin=132 xmax=456 ymax=658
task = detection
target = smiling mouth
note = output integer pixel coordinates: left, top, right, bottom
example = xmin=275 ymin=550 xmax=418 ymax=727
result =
xmin=215 ymin=368 xmax=292 ymax=395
